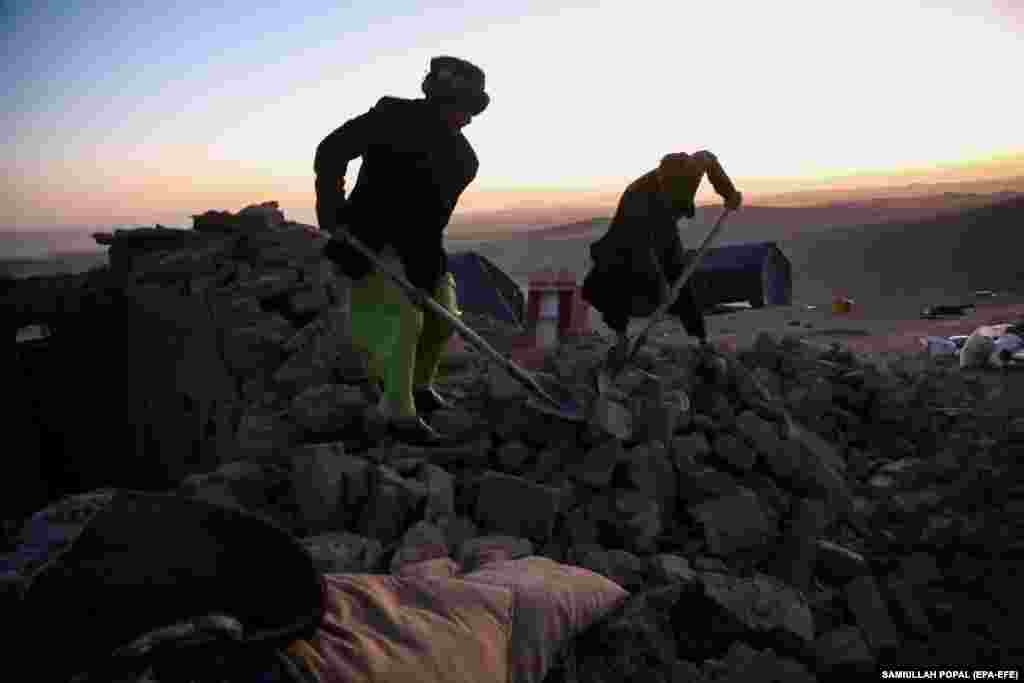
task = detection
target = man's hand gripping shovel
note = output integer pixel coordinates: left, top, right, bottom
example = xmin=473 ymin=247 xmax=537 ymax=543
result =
xmin=596 ymin=207 xmax=734 ymax=394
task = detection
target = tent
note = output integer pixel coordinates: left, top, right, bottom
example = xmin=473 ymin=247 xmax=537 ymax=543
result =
xmin=690 ymin=241 xmax=793 ymax=309
xmin=447 ymin=251 xmax=526 ymax=326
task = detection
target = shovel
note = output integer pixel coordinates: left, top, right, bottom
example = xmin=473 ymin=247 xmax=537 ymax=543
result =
xmin=597 ymin=207 xmax=733 ymax=392
xmin=330 ymin=227 xmax=586 ymax=422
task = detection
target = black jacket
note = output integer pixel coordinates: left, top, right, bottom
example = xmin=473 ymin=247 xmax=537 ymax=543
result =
xmin=316 ymin=96 xmax=479 ymax=291
xmin=581 ymin=170 xmax=707 ymax=338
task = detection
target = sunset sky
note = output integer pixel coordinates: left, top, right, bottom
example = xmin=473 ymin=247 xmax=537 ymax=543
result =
xmin=4 ymin=0 xmax=1023 ymax=233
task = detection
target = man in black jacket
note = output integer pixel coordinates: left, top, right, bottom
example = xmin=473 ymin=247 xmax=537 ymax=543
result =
xmin=582 ymin=151 xmax=742 ymax=357
xmin=317 ymin=56 xmax=489 ymax=441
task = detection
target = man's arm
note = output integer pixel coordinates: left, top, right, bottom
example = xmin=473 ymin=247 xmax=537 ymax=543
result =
xmin=313 ymin=105 xmax=380 ymax=232
xmin=692 ymin=150 xmax=742 ymax=210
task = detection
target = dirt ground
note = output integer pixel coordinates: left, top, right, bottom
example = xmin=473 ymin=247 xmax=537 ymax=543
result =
xmin=704 ymin=297 xmax=1024 ymax=356
xmin=602 ymin=294 xmax=1024 ymax=357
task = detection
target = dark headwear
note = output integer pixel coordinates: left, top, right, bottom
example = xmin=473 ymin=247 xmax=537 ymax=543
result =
xmin=421 ymin=56 xmax=490 ymax=116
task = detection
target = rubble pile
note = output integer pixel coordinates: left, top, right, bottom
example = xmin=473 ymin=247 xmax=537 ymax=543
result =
xmin=5 ymin=202 xmax=1023 ymax=679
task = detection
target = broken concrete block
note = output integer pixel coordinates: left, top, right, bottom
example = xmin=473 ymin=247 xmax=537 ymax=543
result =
xmin=236 ymin=409 xmax=297 ymax=461
xmin=491 ymin=401 xmax=535 ymax=443
xmin=649 ymin=554 xmax=697 ymax=586
xmin=763 ymin=439 xmax=805 ymax=482
xmin=474 ymin=471 xmax=563 ymax=541
xmin=589 ymin=395 xmax=633 ymax=441
xmin=886 ymin=578 xmax=933 ymax=637
xmin=789 ymin=423 xmax=846 ymax=473
xmin=712 ymin=642 xmax=817 ymax=683
xmin=487 ymin=364 xmax=530 ymax=401
xmin=440 ymin=515 xmax=478 ymax=555
xmin=813 ymin=625 xmax=876 ymax=675
xmin=689 ymin=488 xmax=776 ymax=556
xmin=844 ymin=575 xmax=903 ymax=652
xmin=289 ymin=384 xmax=365 ymax=433
xmin=671 ymin=433 xmax=712 ymax=468
xmin=390 ymin=520 xmax=450 ymax=573
xmin=815 ymin=540 xmax=870 ymax=584
xmin=699 ymin=571 xmax=815 ymax=645
xmin=571 ymin=438 xmax=623 ymax=489
xmin=779 ymin=498 xmax=829 ymax=592
xmin=898 ymin=552 xmax=942 ymax=586
xmin=180 ymin=461 xmax=288 ymax=514
xmin=457 ymin=535 xmax=534 ymax=569
xmin=496 ymin=440 xmax=533 ymax=471
xmin=735 ymin=410 xmax=783 ymax=460
xmin=712 ymin=433 xmax=757 ymax=472
xmin=301 ymin=532 xmax=384 ymax=574
xmin=562 ymin=506 xmax=600 ymax=547
xmin=629 ymin=376 xmax=681 ymax=444
xmin=621 ymin=441 xmax=677 ymax=524
xmin=290 ymin=443 xmax=350 ymax=530
xmin=528 ymin=448 xmax=562 ymax=484
xmin=429 ymin=408 xmax=481 ymax=440
xmin=610 ymin=489 xmax=662 ymax=555
xmin=359 ymin=483 xmax=407 ymax=543
xmin=288 ymin=286 xmax=329 ymax=316
xmin=678 ymin=466 xmax=742 ymax=505
xmin=417 ymin=463 xmax=455 ymax=523
xmin=575 ymin=546 xmax=648 ymax=590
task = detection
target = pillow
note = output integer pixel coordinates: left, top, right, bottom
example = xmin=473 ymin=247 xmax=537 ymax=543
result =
xmin=300 ymin=572 xmax=514 ymax=683
xmin=463 ymin=556 xmax=630 ymax=683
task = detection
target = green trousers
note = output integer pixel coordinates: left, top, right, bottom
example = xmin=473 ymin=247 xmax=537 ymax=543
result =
xmin=349 ymin=259 xmax=460 ymax=419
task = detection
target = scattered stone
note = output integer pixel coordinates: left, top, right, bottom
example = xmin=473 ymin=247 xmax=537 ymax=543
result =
xmin=698 ymin=571 xmax=815 ymax=645
xmin=610 ymin=489 xmax=663 ymax=554
xmin=815 ymin=540 xmax=870 ymax=583
xmin=474 ymin=471 xmax=563 ymax=542
xmin=439 ymin=515 xmax=478 ymax=555
xmin=486 ymin=364 xmax=530 ymax=401
xmin=457 ymin=535 xmax=534 ymax=569
xmin=777 ymin=498 xmax=829 ymax=591
xmin=689 ymin=489 xmax=776 ymax=556
xmin=429 ymin=408 xmax=481 ymax=440
xmin=813 ymin=625 xmax=876 ymax=675
xmin=575 ymin=546 xmax=648 ymax=590
xmin=898 ymin=552 xmax=942 ymax=586
xmin=678 ymin=466 xmax=743 ymax=505
xmin=301 ymin=532 xmax=384 ymax=574
xmin=289 ymin=443 xmax=352 ymax=530
xmin=712 ymin=433 xmax=757 ymax=472
xmin=629 ymin=376 xmax=678 ymax=444
xmin=572 ymin=438 xmax=623 ymax=489
xmin=649 ymin=554 xmax=697 ymax=586
xmin=735 ymin=410 xmax=784 ymax=460
xmin=417 ymin=463 xmax=455 ymax=523
xmin=16 ymin=213 xmax=1023 ymax=675
xmin=590 ymin=395 xmax=633 ymax=441
xmin=390 ymin=520 xmax=449 ymax=573
xmin=844 ymin=575 xmax=903 ymax=652
xmin=496 ymin=440 xmax=533 ymax=471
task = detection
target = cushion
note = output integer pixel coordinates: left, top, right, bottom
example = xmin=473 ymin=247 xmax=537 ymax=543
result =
xmin=297 ymin=554 xmax=628 ymax=683
xmin=463 ymin=557 xmax=629 ymax=683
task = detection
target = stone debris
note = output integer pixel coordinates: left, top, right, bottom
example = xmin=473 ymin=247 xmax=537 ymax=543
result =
xmin=6 ymin=200 xmax=1024 ymax=679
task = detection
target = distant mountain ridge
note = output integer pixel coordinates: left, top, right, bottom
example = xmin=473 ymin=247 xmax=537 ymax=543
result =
xmin=452 ymin=193 xmax=1024 ymax=310
xmin=450 ymin=190 xmax=1023 ymax=245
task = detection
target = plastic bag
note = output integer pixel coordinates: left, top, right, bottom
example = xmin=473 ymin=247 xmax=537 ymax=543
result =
xmin=989 ymin=333 xmax=1024 ymax=368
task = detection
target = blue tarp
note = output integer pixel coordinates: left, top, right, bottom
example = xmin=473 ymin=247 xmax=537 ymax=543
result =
xmin=691 ymin=241 xmax=792 ymax=308
xmin=447 ymin=252 xmax=526 ymax=326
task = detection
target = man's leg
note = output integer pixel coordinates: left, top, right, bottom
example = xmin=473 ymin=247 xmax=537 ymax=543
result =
xmin=413 ymin=272 xmax=461 ymax=410
xmin=349 ymin=262 xmax=424 ymax=419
